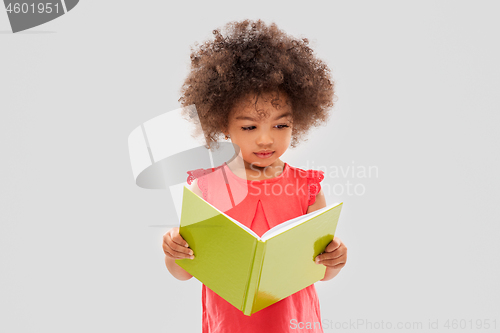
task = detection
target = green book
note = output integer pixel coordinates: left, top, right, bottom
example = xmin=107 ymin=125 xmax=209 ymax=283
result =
xmin=176 ymin=186 xmax=343 ymax=316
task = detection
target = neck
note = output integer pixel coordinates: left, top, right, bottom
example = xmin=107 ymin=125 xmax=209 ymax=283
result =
xmin=244 ymin=159 xmax=284 ymax=172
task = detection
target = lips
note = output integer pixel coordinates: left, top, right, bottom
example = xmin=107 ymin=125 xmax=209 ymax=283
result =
xmin=254 ymin=151 xmax=274 ymax=158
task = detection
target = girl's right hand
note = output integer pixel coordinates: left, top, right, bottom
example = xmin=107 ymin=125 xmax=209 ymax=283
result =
xmin=162 ymin=227 xmax=195 ymax=260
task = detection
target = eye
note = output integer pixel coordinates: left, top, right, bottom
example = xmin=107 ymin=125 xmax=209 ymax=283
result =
xmin=241 ymin=124 xmax=290 ymax=131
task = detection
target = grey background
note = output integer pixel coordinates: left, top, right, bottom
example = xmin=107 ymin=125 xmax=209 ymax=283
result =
xmin=1 ymin=1 xmax=499 ymax=332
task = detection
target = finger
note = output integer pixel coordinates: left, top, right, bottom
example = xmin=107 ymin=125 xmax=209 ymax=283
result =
xmin=325 ymin=237 xmax=342 ymax=252
xmin=318 ymin=256 xmax=347 ymax=268
xmin=163 ymin=241 xmax=194 ymax=259
xmin=316 ymin=242 xmax=347 ymax=261
xmin=316 ymin=249 xmax=344 ymax=262
xmin=169 ymin=233 xmax=194 ymax=256
xmin=164 ymin=229 xmax=191 ymax=252
xmin=322 ymin=261 xmax=346 ymax=269
xmin=164 ymin=233 xmax=193 ymax=256
xmin=170 ymin=228 xmax=190 ymax=248
xmin=163 ymin=234 xmax=194 ymax=259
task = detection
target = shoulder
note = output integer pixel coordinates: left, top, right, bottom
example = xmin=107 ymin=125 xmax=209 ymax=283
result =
xmin=187 ymin=178 xmax=204 ymax=198
xmin=186 ymin=164 xmax=225 ymax=184
xmin=186 ymin=164 xmax=225 ymax=200
xmin=286 ymin=164 xmax=326 ymax=206
xmin=186 ymin=167 xmax=210 ymax=185
xmin=286 ymin=164 xmax=325 ymax=182
xmin=306 ymin=188 xmax=326 ymax=213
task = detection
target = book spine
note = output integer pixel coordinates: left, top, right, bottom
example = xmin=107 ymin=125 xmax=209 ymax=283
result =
xmin=242 ymin=240 xmax=267 ymax=316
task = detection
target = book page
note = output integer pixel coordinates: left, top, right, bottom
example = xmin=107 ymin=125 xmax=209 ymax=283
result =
xmin=251 ymin=202 xmax=343 ymax=314
xmin=185 ymin=187 xmax=261 ymax=239
xmin=260 ymin=202 xmax=341 ymax=241
xmin=182 ymin=186 xmax=340 ymax=242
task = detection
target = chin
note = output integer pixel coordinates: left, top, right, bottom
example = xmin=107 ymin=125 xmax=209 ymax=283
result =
xmin=254 ymin=160 xmax=274 ymax=168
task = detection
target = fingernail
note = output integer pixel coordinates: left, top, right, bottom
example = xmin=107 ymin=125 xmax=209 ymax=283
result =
xmin=184 ymin=243 xmax=189 ymax=247
xmin=190 ymin=255 xmax=195 ymax=260
xmin=189 ymin=250 xmax=193 ymax=255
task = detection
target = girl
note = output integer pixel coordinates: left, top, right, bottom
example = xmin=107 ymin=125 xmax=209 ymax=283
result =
xmin=162 ymin=19 xmax=347 ymax=333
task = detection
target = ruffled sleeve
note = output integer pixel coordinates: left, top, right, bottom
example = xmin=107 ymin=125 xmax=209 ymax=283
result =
xmin=186 ymin=168 xmax=210 ymax=200
xmin=186 ymin=168 xmax=206 ymax=185
xmin=186 ymin=165 xmax=225 ymax=201
xmin=307 ymin=169 xmax=325 ymax=206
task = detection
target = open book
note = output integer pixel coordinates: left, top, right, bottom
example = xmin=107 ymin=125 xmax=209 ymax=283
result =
xmin=176 ymin=186 xmax=343 ymax=316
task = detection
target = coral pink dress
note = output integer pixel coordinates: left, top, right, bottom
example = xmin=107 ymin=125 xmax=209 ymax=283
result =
xmin=186 ymin=161 xmax=326 ymax=333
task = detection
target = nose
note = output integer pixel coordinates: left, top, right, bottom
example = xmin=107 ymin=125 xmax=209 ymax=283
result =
xmin=256 ymin=129 xmax=273 ymax=146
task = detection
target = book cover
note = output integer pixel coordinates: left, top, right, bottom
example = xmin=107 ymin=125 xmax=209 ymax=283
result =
xmin=176 ymin=186 xmax=343 ymax=316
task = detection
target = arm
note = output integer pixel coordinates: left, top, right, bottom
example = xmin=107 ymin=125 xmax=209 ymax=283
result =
xmin=307 ymin=189 xmax=348 ymax=281
xmin=306 ymin=188 xmax=327 ymax=215
xmin=163 ymin=229 xmax=194 ymax=281
xmin=162 ymin=179 xmax=204 ymax=281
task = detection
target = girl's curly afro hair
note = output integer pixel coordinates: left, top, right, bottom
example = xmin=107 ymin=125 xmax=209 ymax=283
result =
xmin=179 ymin=19 xmax=337 ymax=150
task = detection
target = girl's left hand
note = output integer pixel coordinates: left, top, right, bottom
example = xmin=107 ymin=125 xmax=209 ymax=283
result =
xmin=315 ymin=236 xmax=347 ymax=269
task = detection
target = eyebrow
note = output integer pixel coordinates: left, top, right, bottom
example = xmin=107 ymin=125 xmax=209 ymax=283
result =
xmin=235 ymin=112 xmax=292 ymax=122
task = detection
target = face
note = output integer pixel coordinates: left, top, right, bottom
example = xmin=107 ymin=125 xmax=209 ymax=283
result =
xmin=223 ymin=91 xmax=293 ymax=170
